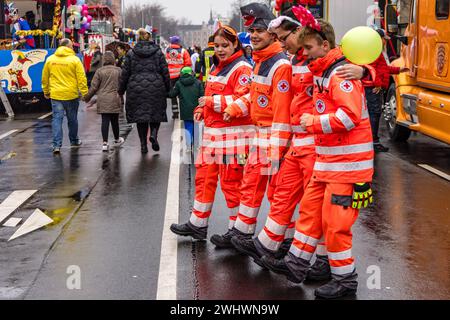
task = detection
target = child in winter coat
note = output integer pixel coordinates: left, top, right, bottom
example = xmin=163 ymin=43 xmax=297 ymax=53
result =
xmin=168 ymin=66 xmax=204 ymax=152
xmin=83 ymin=51 xmax=124 ymax=152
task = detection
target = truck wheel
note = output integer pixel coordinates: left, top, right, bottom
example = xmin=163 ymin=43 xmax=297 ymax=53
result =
xmin=383 ymin=83 xmax=411 ymax=142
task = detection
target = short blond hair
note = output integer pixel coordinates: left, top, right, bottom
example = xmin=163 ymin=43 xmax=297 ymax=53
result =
xmin=137 ymin=28 xmax=152 ymax=41
xmin=298 ymin=19 xmax=336 ymax=49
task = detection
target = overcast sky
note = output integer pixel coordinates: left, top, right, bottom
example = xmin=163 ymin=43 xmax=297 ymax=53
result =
xmin=126 ymin=0 xmax=237 ymax=25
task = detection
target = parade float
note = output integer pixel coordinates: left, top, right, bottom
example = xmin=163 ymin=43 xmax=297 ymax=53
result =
xmin=0 ymin=0 xmax=96 ymax=113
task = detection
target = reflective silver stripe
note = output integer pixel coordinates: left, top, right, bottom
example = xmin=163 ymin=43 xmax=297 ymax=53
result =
xmin=228 ymin=219 xmax=235 ymax=230
xmin=291 ymin=125 xmax=307 ymax=133
xmin=224 ymin=95 xmax=234 ymax=105
xmin=230 ymin=206 xmax=239 ymax=217
xmin=284 ymin=227 xmax=295 ymax=239
xmin=234 ymin=218 xmax=256 ymax=234
xmin=292 ymin=65 xmax=310 ymax=74
xmin=331 ymin=263 xmax=355 ymax=275
xmin=314 ymin=159 xmax=374 ymax=172
xmin=264 ymin=217 xmax=287 ymax=236
xmin=239 ymin=204 xmax=260 ymax=218
xmin=313 ymin=69 xmax=339 ymax=89
xmin=316 ymin=142 xmax=373 ymax=155
xmin=270 ymin=136 xmax=290 ymax=147
xmin=320 ymin=114 xmax=332 ymax=133
xmin=201 ymin=139 xmax=248 ymax=148
xmin=258 ymin=229 xmax=282 ymax=251
xmin=362 ymin=107 xmax=369 ymax=119
xmin=213 ymin=95 xmax=222 ymax=113
xmin=316 ymin=244 xmax=327 ymax=256
xmin=328 ymin=248 xmax=352 ymax=261
xmin=289 ymin=245 xmax=314 ymax=260
xmin=235 ymin=99 xmax=249 ymax=116
xmin=252 ymin=137 xmax=270 ymax=148
xmin=203 ymin=125 xmax=256 ymax=136
xmin=294 ymin=231 xmax=320 ymax=247
xmin=193 ymin=200 xmax=213 ymax=213
xmin=336 ymin=108 xmax=355 ymax=131
xmin=189 ymin=214 xmax=209 ymax=228
xmin=293 ymin=136 xmax=315 ymax=147
xmin=253 ymin=59 xmax=290 ymax=85
xmin=209 ymin=61 xmax=252 ymax=84
xmin=272 ymin=123 xmax=292 ymax=132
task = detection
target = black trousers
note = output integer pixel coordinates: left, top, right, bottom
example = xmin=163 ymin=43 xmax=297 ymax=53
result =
xmin=101 ymin=113 xmax=120 ymax=142
xmin=364 ymin=87 xmax=383 ymax=144
xmin=137 ymin=122 xmax=160 ymax=146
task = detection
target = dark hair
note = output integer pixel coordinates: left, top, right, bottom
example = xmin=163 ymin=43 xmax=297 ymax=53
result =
xmin=212 ymin=26 xmax=245 ymax=65
xmin=117 ymin=43 xmax=127 ymax=51
xmin=279 ymin=19 xmax=300 ymax=32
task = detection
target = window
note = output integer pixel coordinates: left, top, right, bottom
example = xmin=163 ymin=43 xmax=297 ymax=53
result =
xmin=436 ymin=0 xmax=449 ymax=19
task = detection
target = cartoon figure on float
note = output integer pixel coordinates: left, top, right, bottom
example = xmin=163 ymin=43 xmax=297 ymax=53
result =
xmin=6 ymin=2 xmax=36 ymax=49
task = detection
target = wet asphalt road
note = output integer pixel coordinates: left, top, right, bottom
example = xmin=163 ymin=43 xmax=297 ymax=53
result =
xmin=0 ymin=104 xmax=449 ymax=300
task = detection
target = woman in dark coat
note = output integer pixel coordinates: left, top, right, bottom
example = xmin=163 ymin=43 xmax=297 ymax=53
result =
xmin=118 ymin=27 xmax=170 ymax=154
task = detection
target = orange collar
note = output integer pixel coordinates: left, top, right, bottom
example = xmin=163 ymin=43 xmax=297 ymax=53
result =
xmin=216 ymin=50 xmax=244 ymax=69
xmin=170 ymin=44 xmax=181 ymax=49
xmin=253 ymin=41 xmax=283 ymax=63
xmin=308 ymin=47 xmax=344 ymax=75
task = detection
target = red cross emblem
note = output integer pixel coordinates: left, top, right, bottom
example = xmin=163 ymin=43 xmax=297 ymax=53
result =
xmin=340 ymin=80 xmax=354 ymax=93
xmin=257 ymin=95 xmax=268 ymax=108
xmin=316 ymin=99 xmax=326 ymax=114
xmin=239 ymin=74 xmax=250 ymax=86
xmin=277 ymin=80 xmax=289 ymax=93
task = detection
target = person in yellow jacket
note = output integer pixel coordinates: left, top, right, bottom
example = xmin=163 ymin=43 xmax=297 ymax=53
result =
xmin=42 ymin=38 xmax=88 ymax=154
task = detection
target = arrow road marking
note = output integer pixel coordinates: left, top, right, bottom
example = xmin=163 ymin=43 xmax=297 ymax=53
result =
xmin=0 ymin=130 xmax=18 ymax=140
xmin=8 ymin=208 xmax=53 ymax=241
xmin=3 ymin=217 xmax=22 ymax=227
xmin=156 ymin=119 xmax=181 ymax=300
xmin=0 ymin=190 xmax=37 ymax=224
xmin=417 ymin=164 xmax=450 ymax=181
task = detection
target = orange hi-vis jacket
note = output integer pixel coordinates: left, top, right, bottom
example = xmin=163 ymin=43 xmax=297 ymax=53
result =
xmin=166 ymin=44 xmax=192 ymax=79
xmin=287 ymin=49 xmax=316 ymax=158
xmin=226 ymin=42 xmax=292 ymax=161
xmin=305 ymin=48 xmax=374 ymax=183
xmin=196 ymin=51 xmax=254 ymax=156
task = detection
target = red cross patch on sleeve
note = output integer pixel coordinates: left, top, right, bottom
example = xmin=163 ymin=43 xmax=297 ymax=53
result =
xmin=339 ymin=80 xmax=354 ymax=93
xmin=277 ymin=80 xmax=290 ymax=93
xmin=239 ymin=74 xmax=250 ymax=86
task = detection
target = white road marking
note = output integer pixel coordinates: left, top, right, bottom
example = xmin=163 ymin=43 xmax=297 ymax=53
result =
xmin=417 ymin=164 xmax=450 ymax=181
xmin=8 ymin=209 xmax=53 ymax=241
xmin=3 ymin=217 xmax=22 ymax=227
xmin=38 ymin=112 xmax=52 ymax=120
xmin=156 ymin=119 xmax=181 ymax=300
xmin=0 ymin=190 xmax=37 ymax=224
xmin=0 ymin=130 xmax=18 ymax=140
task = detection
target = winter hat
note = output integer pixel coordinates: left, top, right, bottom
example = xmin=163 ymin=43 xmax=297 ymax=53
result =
xmin=170 ymin=36 xmax=181 ymax=44
xmin=181 ymin=66 xmax=193 ymax=75
xmin=103 ymin=51 xmax=116 ymax=66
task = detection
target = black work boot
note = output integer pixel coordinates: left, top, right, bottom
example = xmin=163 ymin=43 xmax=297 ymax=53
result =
xmin=314 ymin=270 xmax=358 ymax=299
xmin=231 ymin=237 xmax=273 ymax=268
xmin=149 ymin=135 xmax=160 ymax=151
xmin=374 ymin=142 xmax=389 ymax=153
xmin=306 ymin=255 xmax=332 ymax=281
xmin=260 ymin=253 xmax=307 ymax=284
xmin=210 ymin=228 xmax=242 ymax=249
xmin=170 ymin=221 xmax=207 ymax=240
xmin=274 ymin=238 xmax=293 ymax=259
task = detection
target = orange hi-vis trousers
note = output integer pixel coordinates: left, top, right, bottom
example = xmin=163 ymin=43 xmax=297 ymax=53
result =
xmin=290 ymin=180 xmax=359 ymax=276
xmin=234 ymin=149 xmax=279 ymax=235
xmin=256 ymin=153 xmax=316 ymax=251
xmin=189 ymin=157 xmax=244 ymax=230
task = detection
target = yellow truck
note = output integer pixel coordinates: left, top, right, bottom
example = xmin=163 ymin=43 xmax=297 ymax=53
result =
xmin=384 ymin=0 xmax=450 ymax=143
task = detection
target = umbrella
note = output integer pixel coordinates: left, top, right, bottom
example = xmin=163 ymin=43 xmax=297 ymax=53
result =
xmin=105 ymin=41 xmax=131 ymax=58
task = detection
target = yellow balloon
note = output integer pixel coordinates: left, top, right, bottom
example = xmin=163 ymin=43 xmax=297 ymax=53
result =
xmin=341 ymin=26 xmax=383 ymax=65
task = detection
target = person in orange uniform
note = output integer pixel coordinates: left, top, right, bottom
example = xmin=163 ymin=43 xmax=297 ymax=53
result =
xmin=166 ymin=36 xmax=192 ymax=119
xmin=223 ymin=3 xmax=293 ymax=247
xmin=231 ymin=6 xmax=371 ymax=279
xmin=261 ymin=12 xmax=374 ymax=299
xmin=170 ymin=26 xmax=255 ymax=247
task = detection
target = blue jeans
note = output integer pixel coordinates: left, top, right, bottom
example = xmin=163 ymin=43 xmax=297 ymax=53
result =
xmin=51 ymin=99 xmax=80 ymax=148
xmin=184 ymin=120 xmax=194 ymax=150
